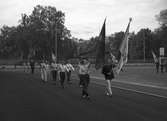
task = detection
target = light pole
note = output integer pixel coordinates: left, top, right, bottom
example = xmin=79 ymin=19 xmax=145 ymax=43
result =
xmin=143 ymin=31 xmax=146 ymax=62
xmin=54 ymin=20 xmax=61 ymax=63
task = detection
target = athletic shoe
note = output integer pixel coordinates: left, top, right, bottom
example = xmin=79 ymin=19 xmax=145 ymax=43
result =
xmin=106 ymin=93 xmax=112 ymax=97
xmin=79 ymin=85 xmax=83 ymax=88
xmin=81 ymin=95 xmax=87 ymax=99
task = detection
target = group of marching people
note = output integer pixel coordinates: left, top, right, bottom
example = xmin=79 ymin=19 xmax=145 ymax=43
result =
xmin=41 ymin=55 xmax=115 ymax=99
xmin=40 ymin=60 xmax=74 ymax=88
xmin=77 ymin=56 xmax=118 ymax=99
xmin=23 ymin=55 xmax=117 ymax=100
xmin=39 ymin=54 xmax=117 ymax=100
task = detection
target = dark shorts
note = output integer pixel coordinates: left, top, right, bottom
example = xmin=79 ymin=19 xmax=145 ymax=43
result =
xmin=79 ymin=74 xmax=90 ymax=85
xmin=105 ymin=74 xmax=114 ymax=80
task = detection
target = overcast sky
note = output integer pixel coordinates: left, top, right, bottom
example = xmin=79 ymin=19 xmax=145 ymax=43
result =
xmin=0 ymin=0 xmax=166 ymax=39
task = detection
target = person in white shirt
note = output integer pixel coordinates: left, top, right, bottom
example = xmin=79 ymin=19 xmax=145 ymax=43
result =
xmin=58 ymin=62 xmax=67 ymax=88
xmin=65 ymin=61 xmax=75 ymax=84
xmin=78 ymin=58 xmax=91 ymax=99
xmin=40 ymin=60 xmax=50 ymax=83
xmin=40 ymin=61 xmax=47 ymax=83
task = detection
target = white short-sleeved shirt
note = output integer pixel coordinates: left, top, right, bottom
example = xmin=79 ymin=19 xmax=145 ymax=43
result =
xmin=59 ymin=64 xmax=67 ymax=72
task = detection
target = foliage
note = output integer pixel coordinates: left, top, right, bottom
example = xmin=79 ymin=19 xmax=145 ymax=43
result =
xmin=0 ymin=5 xmax=75 ymax=60
xmin=1 ymin=8 xmax=167 ymax=62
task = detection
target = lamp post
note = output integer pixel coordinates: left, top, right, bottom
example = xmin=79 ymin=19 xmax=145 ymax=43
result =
xmin=143 ymin=31 xmax=146 ymax=62
xmin=54 ymin=19 xmax=61 ymax=63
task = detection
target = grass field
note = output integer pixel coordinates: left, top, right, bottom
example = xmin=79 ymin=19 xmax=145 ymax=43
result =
xmin=1 ymin=64 xmax=167 ymax=88
xmin=90 ymin=66 xmax=167 ymax=87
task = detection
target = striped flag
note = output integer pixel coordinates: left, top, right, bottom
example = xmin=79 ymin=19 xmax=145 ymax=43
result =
xmin=95 ymin=19 xmax=106 ymax=69
xmin=151 ymin=51 xmax=158 ymax=63
xmin=116 ymin=18 xmax=132 ymax=74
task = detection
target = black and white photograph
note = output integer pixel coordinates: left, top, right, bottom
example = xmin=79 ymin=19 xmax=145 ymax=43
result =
xmin=0 ymin=0 xmax=167 ymax=121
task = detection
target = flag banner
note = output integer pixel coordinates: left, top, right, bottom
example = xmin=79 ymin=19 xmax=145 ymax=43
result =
xmin=95 ymin=19 xmax=106 ymax=69
xmin=116 ymin=18 xmax=132 ymax=74
xmin=151 ymin=51 xmax=158 ymax=63
xmin=52 ymin=52 xmax=56 ymax=61
xmin=110 ymin=52 xmax=118 ymax=63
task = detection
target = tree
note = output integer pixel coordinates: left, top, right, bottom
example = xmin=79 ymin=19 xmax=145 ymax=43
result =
xmin=156 ymin=9 xmax=167 ymax=26
xmin=0 ymin=26 xmax=18 ymax=58
xmin=0 ymin=5 xmax=75 ymax=60
xmin=154 ymin=9 xmax=167 ymax=55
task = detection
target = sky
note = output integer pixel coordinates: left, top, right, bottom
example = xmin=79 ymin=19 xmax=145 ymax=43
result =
xmin=0 ymin=0 xmax=166 ymax=39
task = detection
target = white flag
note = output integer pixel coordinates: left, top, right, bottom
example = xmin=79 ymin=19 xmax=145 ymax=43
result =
xmin=52 ymin=53 xmax=56 ymax=61
xmin=151 ymin=51 xmax=158 ymax=63
xmin=116 ymin=18 xmax=132 ymax=74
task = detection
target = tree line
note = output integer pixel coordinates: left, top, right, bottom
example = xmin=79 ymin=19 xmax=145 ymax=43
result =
xmin=0 ymin=5 xmax=167 ymax=62
xmin=0 ymin=5 xmax=78 ymax=61
xmin=78 ymin=9 xmax=167 ymax=62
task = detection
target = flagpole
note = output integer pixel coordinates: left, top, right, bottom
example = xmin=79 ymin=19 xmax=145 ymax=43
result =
xmin=116 ymin=17 xmax=132 ymax=74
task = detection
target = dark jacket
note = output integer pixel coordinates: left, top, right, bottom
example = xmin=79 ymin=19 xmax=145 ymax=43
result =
xmin=102 ymin=64 xmax=115 ymax=80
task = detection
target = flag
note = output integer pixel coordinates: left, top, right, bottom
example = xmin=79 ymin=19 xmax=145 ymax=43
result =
xmin=95 ymin=19 xmax=106 ymax=69
xmin=151 ymin=51 xmax=158 ymax=63
xmin=110 ymin=52 xmax=118 ymax=63
xmin=116 ymin=18 xmax=132 ymax=74
xmin=52 ymin=52 xmax=56 ymax=62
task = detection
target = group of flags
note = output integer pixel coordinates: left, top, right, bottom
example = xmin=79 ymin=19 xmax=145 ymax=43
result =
xmin=95 ymin=18 xmax=132 ymax=74
xmin=50 ymin=17 xmax=159 ymax=74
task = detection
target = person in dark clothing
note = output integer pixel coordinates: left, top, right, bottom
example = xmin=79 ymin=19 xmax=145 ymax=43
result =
xmin=160 ymin=64 xmax=164 ymax=73
xmin=102 ymin=58 xmax=116 ymax=97
xmin=165 ymin=60 xmax=167 ymax=73
xmin=160 ymin=57 xmax=164 ymax=73
xmin=30 ymin=59 xmax=35 ymax=74
xmin=155 ymin=61 xmax=159 ymax=73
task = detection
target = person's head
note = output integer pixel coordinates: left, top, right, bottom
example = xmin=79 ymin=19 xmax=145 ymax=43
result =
xmin=80 ymin=59 xmax=84 ymax=65
xmin=83 ymin=59 xmax=87 ymax=64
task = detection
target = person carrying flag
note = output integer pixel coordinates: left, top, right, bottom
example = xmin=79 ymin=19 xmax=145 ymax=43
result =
xmin=151 ymin=51 xmax=159 ymax=73
xmin=102 ymin=56 xmax=116 ymax=97
xmin=78 ymin=58 xmax=91 ymax=99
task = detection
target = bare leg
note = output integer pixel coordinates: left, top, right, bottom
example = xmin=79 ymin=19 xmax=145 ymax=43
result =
xmin=106 ymin=80 xmax=112 ymax=95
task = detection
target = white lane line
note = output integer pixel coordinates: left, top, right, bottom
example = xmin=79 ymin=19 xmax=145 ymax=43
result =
xmin=91 ymin=80 xmax=167 ymax=99
xmin=91 ymin=76 xmax=167 ymax=90
xmin=91 ymin=77 xmax=167 ymax=98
